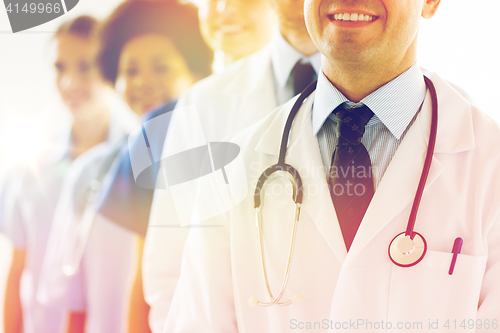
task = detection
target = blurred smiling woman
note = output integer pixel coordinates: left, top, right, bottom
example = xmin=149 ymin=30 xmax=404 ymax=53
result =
xmin=115 ymin=34 xmax=193 ymax=115
xmin=37 ymin=1 xmax=212 ymax=333
xmin=99 ymin=0 xmax=212 ymax=115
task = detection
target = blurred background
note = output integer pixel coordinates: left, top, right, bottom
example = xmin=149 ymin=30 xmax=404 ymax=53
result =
xmin=1 ymin=1 xmax=130 ymax=331
xmin=1 ymin=0 xmax=499 ymax=331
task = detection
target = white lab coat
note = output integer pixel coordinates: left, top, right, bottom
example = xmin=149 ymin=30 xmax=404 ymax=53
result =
xmin=36 ymin=113 xmax=138 ymax=333
xmin=143 ymin=45 xmax=280 ymax=333
xmin=162 ymin=72 xmax=500 ymax=333
xmin=38 ymin=143 xmax=138 ymax=333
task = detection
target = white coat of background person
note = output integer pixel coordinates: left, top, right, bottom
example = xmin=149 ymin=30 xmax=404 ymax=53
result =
xmin=142 ymin=0 xmax=321 ymax=331
xmin=162 ymin=0 xmax=500 ymax=332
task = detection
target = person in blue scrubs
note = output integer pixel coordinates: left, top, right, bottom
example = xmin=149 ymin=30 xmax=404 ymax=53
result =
xmin=36 ymin=2 xmax=213 ymax=332
xmin=90 ymin=1 xmax=213 ymax=331
xmin=94 ymin=100 xmax=176 ymax=237
xmin=94 ymin=0 xmax=278 ymax=237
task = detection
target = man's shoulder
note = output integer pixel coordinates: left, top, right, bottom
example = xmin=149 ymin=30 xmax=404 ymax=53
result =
xmin=441 ymin=75 xmax=500 ymax=135
xmin=469 ymin=103 xmax=500 ymax=153
xmin=432 ymin=72 xmax=500 ymax=158
xmin=180 ymin=46 xmax=273 ymax=101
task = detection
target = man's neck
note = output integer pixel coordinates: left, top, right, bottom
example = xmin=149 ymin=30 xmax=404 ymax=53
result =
xmin=322 ymin=54 xmax=416 ymax=103
xmin=280 ymin=25 xmax=318 ymax=57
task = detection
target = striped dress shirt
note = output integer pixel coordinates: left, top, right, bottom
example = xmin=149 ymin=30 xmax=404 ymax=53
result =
xmin=313 ymin=63 xmax=427 ymax=188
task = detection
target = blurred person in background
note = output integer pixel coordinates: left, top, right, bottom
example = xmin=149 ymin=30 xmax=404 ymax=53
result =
xmin=96 ymin=0 xmax=276 ymax=245
xmin=143 ymin=0 xmax=321 ymax=331
xmin=0 ymin=15 xmax=130 ymax=333
xmin=36 ymin=1 xmax=213 ymax=333
xmin=94 ymin=0 xmax=277 ymax=331
xmin=195 ymin=0 xmax=277 ymax=72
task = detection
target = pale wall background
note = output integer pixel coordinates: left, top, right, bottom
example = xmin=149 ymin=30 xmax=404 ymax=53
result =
xmin=1 ymin=0 xmax=499 ymax=332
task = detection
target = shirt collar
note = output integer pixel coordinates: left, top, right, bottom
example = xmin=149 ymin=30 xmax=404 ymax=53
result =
xmin=270 ymin=29 xmax=321 ymax=89
xmin=312 ymin=63 xmax=426 ymax=139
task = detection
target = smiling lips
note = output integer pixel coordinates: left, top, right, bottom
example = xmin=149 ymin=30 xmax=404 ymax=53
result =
xmin=328 ymin=13 xmax=376 ymax=22
xmin=216 ymin=22 xmax=246 ymax=36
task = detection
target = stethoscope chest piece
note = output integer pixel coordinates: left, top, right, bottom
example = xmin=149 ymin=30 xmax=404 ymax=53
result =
xmin=389 ymin=232 xmax=427 ymax=267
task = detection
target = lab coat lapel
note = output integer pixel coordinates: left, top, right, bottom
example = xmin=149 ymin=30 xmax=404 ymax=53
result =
xmin=294 ymin=120 xmax=349 ymax=264
xmin=222 ymin=45 xmax=278 ymax=112
xmin=346 ymin=73 xmax=475 ymax=264
xmin=255 ymin=92 xmax=348 ymax=264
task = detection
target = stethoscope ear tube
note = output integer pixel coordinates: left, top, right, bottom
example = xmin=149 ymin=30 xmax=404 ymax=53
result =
xmin=253 ymin=164 xmax=303 ymax=208
xmin=251 ymin=83 xmax=316 ymax=307
xmin=404 ymin=76 xmax=438 ymax=239
xmin=388 ymin=76 xmax=437 ymax=268
xmin=278 ymin=81 xmax=318 ymax=165
xmin=253 ymin=81 xmax=316 ymax=209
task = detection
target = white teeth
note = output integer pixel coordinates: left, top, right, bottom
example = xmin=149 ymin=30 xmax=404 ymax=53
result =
xmin=333 ymin=13 xmax=373 ymax=22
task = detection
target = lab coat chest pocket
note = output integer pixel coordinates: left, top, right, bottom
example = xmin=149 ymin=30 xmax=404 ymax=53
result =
xmin=387 ymin=250 xmax=487 ymax=331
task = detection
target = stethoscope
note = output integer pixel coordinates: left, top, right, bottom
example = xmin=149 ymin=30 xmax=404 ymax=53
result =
xmin=249 ymin=76 xmax=438 ymax=307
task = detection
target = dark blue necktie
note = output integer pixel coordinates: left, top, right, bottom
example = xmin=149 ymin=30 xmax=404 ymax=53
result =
xmin=328 ymin=104 xmax=375 ymax=251
xmin=292 ymin=61 xmax=316 ymax=95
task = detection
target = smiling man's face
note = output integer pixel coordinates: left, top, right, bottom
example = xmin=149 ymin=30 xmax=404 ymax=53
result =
xmin=304 ymin=0 xmax=440 ymax=72
xmin=198 ymin=0 xmax=276 ymax=61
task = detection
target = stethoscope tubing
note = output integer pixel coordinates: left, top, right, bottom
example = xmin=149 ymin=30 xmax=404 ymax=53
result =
xmin=278 ymin=81 xmax=318 ymax=166
xmin=253 ymin=80 xmax=317 ymax=209
xmin=405 ymin=76 xmax=438 ymax=238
